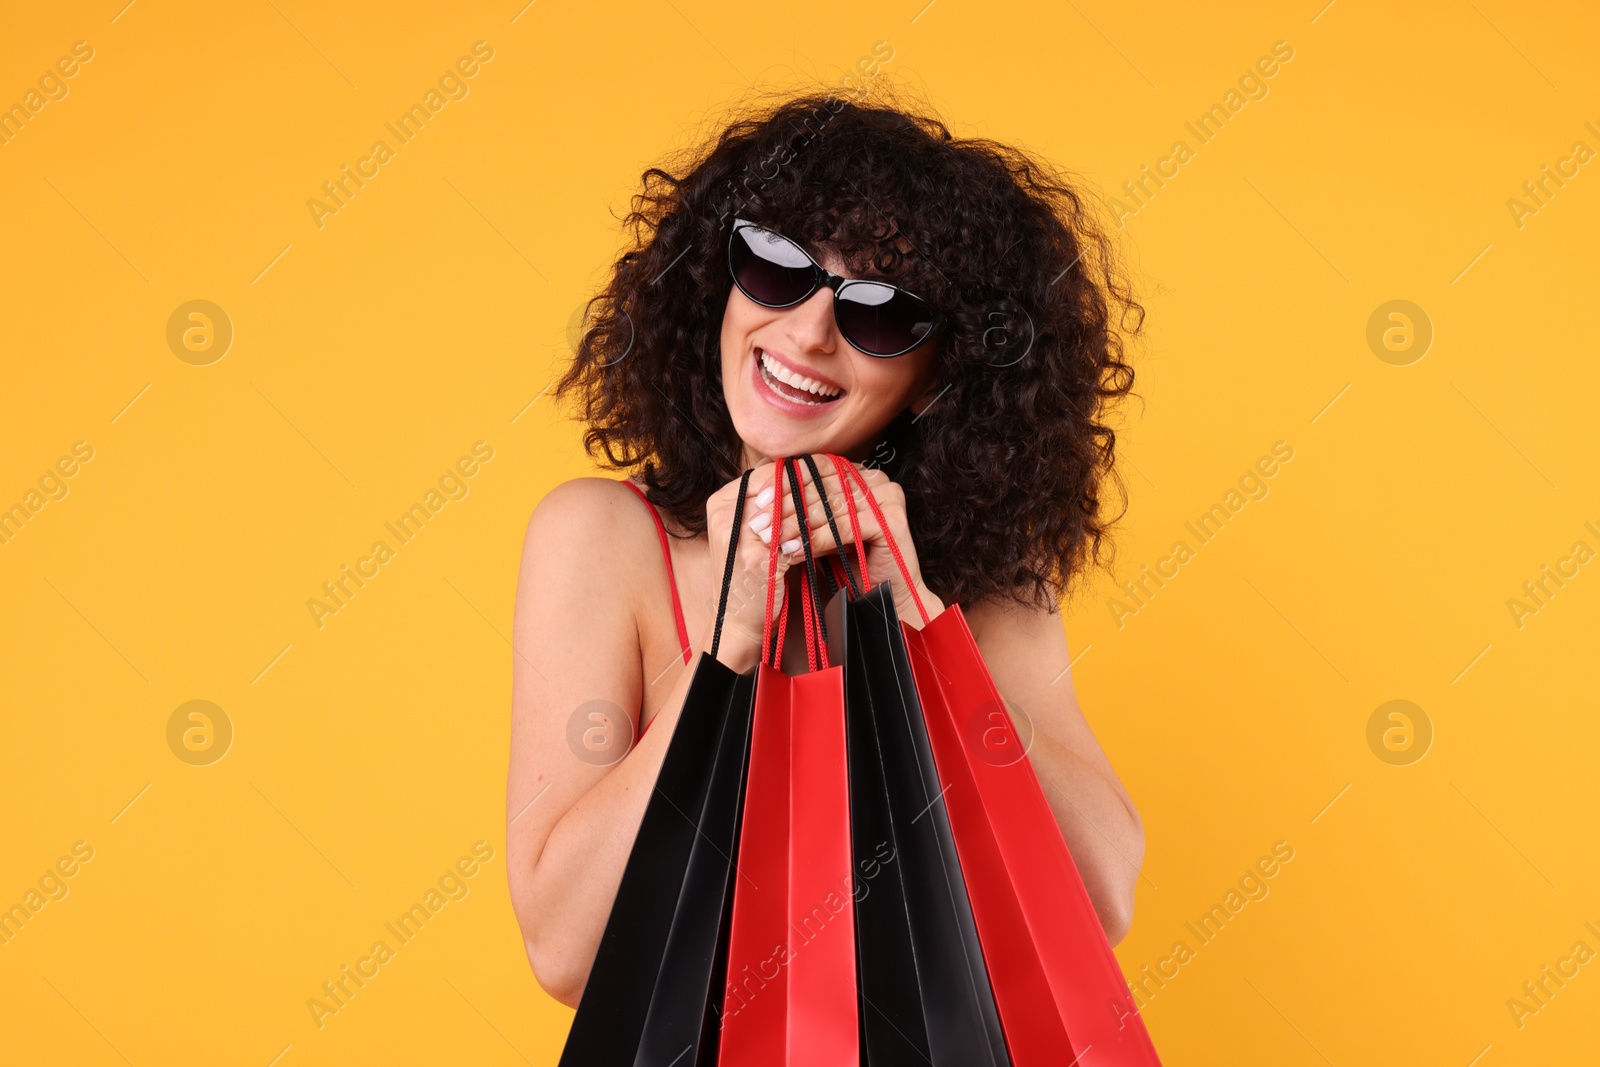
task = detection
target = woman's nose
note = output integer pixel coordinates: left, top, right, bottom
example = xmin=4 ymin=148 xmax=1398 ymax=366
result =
xmin=787 ymin=286 xmax=839 ymax=354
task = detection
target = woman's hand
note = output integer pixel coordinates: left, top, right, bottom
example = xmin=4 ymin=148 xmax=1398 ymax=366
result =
xmin=703 ymin=468 xmax=806 ymax=673
xmin=731 ymin=457 xmax=945 ymax=629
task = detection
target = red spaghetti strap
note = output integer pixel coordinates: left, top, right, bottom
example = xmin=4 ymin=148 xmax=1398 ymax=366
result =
xmin=840 ymin=464 xmax=930 ymax=625
xmin=620 ymin=480 xmax=692 ymax=665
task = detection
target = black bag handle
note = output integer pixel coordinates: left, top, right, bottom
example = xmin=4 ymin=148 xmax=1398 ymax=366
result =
xmin=708 ymin=468 xmax=754 ymax=661
xmin=800 ymin=453 xmax=863 ymax=598
xmin=785 ymin=457 xmax=832 ymax=658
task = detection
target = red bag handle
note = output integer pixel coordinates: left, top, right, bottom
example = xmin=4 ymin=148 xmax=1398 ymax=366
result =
xmin=835 ymin=460 xmax=932 ymax=625
xmin=788 ymin=457 xmax=829 ymax=671
xmin=760 ymin=457 xmax=832 ymax=671
xmin=761 ymin=458 xmax=789 ymax=669
xmin=823 ymin=454 xmax=871 ymax=595
xmin=759 ymin=454 xmax=935 ymax=667
xmin=799 ymin=561 xmax=823 ymax=671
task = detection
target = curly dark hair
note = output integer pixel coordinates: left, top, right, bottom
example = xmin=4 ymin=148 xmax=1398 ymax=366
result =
xmin=555 ymin=83 xmax=1143 ymax=611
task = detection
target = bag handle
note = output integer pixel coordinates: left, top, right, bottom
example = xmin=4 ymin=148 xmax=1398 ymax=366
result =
xmin=802 ymin=454 xmax=867 ymax=598
xmin=830 ymin=454 xmax=872 ymax=594
xmin=761 ymin=459 xmax=790 ymax=669
xmin=707 ymin=469 xmax=754 ymax=661
xmin=757 ymin=457 xmax=837 ymax=672
xmin=786 ymin=457 xmax=830 ymax=671
xmin=753 ymin=454 xmax=939 ymax=668
xmin=798 ymin=557 xmax=824 ymax=671
xmin=836 ymin=461 xmax=932 ymax=625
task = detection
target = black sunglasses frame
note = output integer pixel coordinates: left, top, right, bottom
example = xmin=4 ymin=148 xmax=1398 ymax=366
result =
xmin=727 ymin=218 xmax=946 ymax=358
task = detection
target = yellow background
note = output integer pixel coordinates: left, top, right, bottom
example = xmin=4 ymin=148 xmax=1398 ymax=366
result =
xmin=3 ymin=0 xmax=1597 ymax=1063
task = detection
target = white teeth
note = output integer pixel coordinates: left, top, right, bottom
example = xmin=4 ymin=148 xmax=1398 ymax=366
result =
xmin=760 ymin=350 xmax=841 ymax=398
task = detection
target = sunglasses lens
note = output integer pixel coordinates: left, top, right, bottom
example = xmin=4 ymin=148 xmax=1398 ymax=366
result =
xmin=836 ymin=282 xmax=940 ymax=357
xmin=730 ymin=225 xmax=816 ymax=307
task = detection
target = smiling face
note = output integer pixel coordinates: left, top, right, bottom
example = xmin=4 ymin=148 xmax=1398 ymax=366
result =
xmin=719 ymin=240 xmax=941 ymax=467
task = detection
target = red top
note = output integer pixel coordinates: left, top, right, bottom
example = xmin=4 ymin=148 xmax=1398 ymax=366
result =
xmin=621 ymin=481 xmax=693 ymax=738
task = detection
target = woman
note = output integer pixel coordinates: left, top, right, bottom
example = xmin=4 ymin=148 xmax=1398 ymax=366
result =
xmin=507 ymin=87 xmax=1146 ymax=1009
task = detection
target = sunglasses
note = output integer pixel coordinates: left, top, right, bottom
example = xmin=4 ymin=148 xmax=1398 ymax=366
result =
xmin=727 ymin=218 xmax=945 ymax=358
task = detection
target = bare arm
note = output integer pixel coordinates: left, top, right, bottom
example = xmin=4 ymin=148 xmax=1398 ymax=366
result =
xmin=504 ymin=479 xmax=699 ymax=1007
xmin=505 ymin=475 xmax=790 ymax=1006
xmin=965 ymin=596 xmax=1146 ymax=945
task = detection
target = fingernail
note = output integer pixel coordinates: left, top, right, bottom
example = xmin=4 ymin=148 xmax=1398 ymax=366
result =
xmin=749 ymin=511 xmax=772 ymax=533
xmin=755 ymin=485 xmax=775 ymax=507
xmin=756 ymin=526 xmax=772 ymax=545
xmin=780 ymin=537 xmax=802 ymax=554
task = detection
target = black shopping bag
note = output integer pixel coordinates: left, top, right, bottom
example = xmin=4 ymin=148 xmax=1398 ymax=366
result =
xmin=558 ymin=473 xmax=759 ymax=1067
xmin=841 ymin=570 xmax=1012 ymax=1064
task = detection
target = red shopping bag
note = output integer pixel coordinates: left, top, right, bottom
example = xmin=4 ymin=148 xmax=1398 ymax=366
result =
xmin=837 ymin=461 xmax=1162 ymax=1066
xmin=719 ymin=460 xmax=858 ymax=1064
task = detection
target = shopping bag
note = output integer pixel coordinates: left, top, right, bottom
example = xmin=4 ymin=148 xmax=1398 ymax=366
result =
xmin=719 ymin=458 xmax=858 ymax=1065
xmin=558 ymin=472 xmax=760 ymax=1067
xmin=837 ymin=461 xmax=1162 ymax=1065
xmin=811 ymin=456 xmax=1009 ymax=1066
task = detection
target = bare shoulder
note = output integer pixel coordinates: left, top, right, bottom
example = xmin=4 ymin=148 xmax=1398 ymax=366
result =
xmin=515 ymin=477 xmax=664 ymax=641
xmin=525 ymin=476 xmax=651 ymax=539
xmin=521 ymin=477 xmax=659 ymax=570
